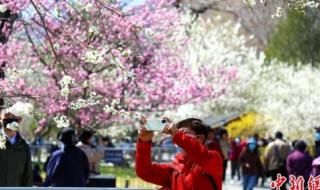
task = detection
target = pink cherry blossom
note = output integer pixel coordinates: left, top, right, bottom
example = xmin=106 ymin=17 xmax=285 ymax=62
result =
xmin=0 ymin=0 xmax=227 ymax=130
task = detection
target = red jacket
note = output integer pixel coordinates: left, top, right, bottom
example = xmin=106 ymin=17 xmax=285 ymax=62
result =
xmin=136 ymin=131 xmax=223 ymax=190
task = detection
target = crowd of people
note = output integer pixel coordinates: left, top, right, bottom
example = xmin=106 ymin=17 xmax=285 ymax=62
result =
xmin=34 ymin=127 xmax=107 ymax=187
xmin=0 ymin=111 xmax=107 ymax=187
xmin=202 ymin=127 xmax=320 ymax=190
xmin=2 ymin=111 xmax=320 ymax=190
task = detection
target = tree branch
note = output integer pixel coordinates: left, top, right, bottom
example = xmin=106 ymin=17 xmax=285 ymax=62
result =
xmin=23 ymin=23 xmax=49 ymax=67
xmin=30 ymin=0 xmax=65 ymax=71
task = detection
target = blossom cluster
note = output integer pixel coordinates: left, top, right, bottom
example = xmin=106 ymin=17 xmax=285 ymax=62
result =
xmin=59 ymin=75 xmax=74 ymax=98
xmin=53 ymin=115 xmax=70 ymax=128
xmin=69 ymin=92 xmax=102 ymax=110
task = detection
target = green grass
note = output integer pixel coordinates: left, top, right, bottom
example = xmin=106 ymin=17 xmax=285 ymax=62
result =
xmin=100 ymin=165 xmax=136 ymax=177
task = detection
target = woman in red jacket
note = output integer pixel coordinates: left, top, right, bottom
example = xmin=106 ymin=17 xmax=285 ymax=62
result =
xmin=135 ymin=118 xmax=223 ymax=190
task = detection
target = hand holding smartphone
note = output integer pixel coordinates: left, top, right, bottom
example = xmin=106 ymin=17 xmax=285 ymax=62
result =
xmin=146 ymin=119 xmax=168 ymax=131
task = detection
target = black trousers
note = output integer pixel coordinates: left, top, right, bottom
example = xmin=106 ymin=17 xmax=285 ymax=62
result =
xmin=223 ymin=160 xmax=228 ymax=182
xmin=269 ymin=166 xmax=287 ymax=190
xmin=231 ymin=160 xmax=241 ymax=181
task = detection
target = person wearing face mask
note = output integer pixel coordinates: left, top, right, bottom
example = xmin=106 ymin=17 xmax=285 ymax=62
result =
xmin=314 ymin=127 xmax=320 ymax=158
xmin=76 ymin=128 xmax=104 ymax=175
xmin=239 ymin=137 xmax=263 ymax=190
xmin=136 ymin=118 xmax=223 ymax=190
xmin=0 ymin=112 xmax=32 ymax=186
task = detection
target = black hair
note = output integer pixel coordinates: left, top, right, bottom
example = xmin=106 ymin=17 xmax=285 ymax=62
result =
xmin=219 ymin=129 xmax=228 ymax=138
xmin=206 ymin=126 xmax=213 ymax=133
xmin=78 ymin=128 xmax=95 ymax=144
xmin=58 ymin=128 xmax=77 ymax=146
xmin=294 ymin=140 xmax=307 ymax=152
xmin=2 ymin=112 xmax=21 ymax=129
xmin=176 ymin=118 xmax=208 ymax=142
xmin=292 ymin=139 xmax=298 ymax=148
xmin=103 ymin=136 xmax=111 ymax=142
xmin=275 ymin=131 xmax=283 ymax=139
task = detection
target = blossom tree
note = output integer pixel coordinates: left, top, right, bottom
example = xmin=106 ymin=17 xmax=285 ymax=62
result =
xmin=210 ymin=57 xmax=320 ymax=141
xmin=174 ymin=15 xmax=320 ymax=141
xmin=0 ymin=0 xmax=218 ymax=131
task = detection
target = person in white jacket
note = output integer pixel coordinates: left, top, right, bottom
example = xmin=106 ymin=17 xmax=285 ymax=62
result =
xmin=77 ymin=128 xmax=104 ymax=175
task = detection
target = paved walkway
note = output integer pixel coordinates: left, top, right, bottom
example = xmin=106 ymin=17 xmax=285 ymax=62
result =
xmin=222 ymin=162 xmax=271 ymax=190
xmin=223 ymin=182 xmax=270 ymax=190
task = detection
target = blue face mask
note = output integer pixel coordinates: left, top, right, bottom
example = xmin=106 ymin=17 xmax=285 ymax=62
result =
xmin=315 ymin=133 xmax=320 ymax=141
xmin=248 ymin=144 xmax=256 ymax=152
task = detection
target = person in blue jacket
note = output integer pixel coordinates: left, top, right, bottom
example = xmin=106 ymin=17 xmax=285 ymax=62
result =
xmin=46 ymin=127 xmax=89 ymax=187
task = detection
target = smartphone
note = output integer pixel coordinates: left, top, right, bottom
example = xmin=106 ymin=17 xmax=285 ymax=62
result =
xmin=146 ymin=119 xmax=168 ymax=131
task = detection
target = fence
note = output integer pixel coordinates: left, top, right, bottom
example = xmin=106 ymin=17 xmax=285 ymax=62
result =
xmin=29 ymin=145 xmax=178 ymax=188
xmin=30 ymin=145 xmax=179 ymax=165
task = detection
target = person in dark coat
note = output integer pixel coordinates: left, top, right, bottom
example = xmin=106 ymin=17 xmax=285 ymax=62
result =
xmin=46 ymin=128 xmax=89 ymax=187
xmin=286 ymin=140 xmax=312 ymax=183
xmin=0 ymin=112 xmax=33 ymax=186
xmin=239 ymin=137 xmax=263 ymax=190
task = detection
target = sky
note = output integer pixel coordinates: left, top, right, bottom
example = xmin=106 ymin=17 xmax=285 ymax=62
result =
xmin=120 ymin=0 xmax=146 ymax=8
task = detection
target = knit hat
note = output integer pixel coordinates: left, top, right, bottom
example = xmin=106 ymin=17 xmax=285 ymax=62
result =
xmin=313 ymin=157 xmax=320 ymax=166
